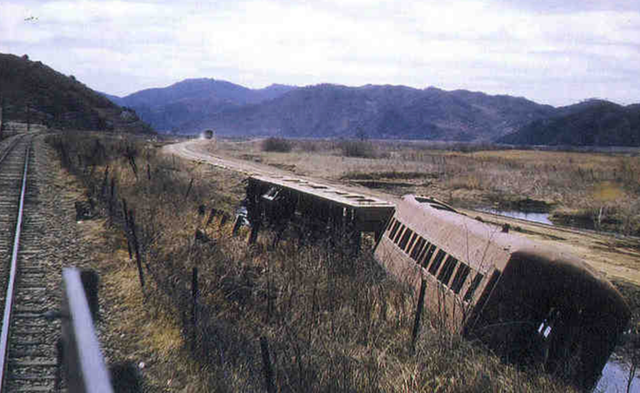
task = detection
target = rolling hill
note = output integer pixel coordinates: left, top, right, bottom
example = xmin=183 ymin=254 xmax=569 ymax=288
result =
xmin=190 ymin=84 xmax=557 ymax=140
xmin=110 ymin=78 xmax=296 ymax=132
xmin=5 ymin=50 xmax=635 ymax=146
xmin=0 ymin=53 xmax=151 ymax=133
xmin=114 ymin=80 xmax=556 ymax=141
xmin=498 ymin=100 xmax=640 ymax=147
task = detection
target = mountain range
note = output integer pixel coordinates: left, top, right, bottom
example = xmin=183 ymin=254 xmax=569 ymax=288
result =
xmin=112 ymin=79 xmax=560 ymax=141
xmin=109 ymin=78 xmax=640 ymax=146
xmin=2 ymin=51 xmax=638 ymax=146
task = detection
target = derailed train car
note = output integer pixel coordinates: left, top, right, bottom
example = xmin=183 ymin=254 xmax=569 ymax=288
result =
xmin=245 ymin=175 xmax=394 ymax=246
xmin=374 ymin=195 xmax=630 ymax=390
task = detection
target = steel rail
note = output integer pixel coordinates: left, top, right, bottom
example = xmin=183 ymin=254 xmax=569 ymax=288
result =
xmin=0 ymin=142 xmax=31 ymax=391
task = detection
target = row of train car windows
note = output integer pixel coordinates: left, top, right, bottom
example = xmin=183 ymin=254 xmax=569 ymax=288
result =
xmin=386 ymin=218 xmax=483 ymax=301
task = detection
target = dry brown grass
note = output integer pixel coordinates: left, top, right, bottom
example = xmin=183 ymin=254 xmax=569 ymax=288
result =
xmin=207 ymin=138 xmax=640 ymax=236
xmin=46 ymin=132 xmax=581 ymax=393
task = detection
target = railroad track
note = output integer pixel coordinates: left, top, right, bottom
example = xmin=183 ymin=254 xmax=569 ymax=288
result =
xmin=0 ymin=135 xmax=61 ymax=392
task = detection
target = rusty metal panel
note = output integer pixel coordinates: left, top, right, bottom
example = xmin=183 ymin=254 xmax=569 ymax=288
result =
xmin=249 ymin=175 xmax=394 ymax=234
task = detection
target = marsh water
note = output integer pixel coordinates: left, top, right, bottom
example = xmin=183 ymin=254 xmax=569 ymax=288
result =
xmin=478 ymin=208 xmax=640 ymax=392
xmin=597 ymin=360 xmax=639 ymax=393
xmin=477 ymin=208 xmax=554 ymax=225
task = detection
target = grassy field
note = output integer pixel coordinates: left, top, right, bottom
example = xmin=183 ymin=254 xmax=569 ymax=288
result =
xmin=206 ymin=138 xmax=640 ymax=236
xmin=199 ymin=136 xmax=640 ymax=391
xmin=45 ymin=131 xmax=590 ymax=392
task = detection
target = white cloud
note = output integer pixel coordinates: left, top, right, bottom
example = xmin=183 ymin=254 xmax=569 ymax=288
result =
xmin=0 ymin=0 xmax=638 ymax=105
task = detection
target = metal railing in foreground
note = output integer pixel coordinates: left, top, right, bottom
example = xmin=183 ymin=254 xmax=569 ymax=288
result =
xmin=61 ymin=268 xmax=113 ymax=393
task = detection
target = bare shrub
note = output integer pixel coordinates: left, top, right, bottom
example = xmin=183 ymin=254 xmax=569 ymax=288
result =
xmin=262 ymin=137 xmax=292 ymax=152
xmin=339 ymin=140 xmax=377 ymax=158
xmin=46 ymin=132 xmax=577 ymax=393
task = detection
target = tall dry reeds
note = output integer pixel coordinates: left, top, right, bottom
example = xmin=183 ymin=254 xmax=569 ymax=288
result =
xmin=47 ymin=132 xmax=576 ymax=392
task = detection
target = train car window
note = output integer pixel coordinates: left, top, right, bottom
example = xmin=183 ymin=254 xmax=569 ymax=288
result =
xmin=437 ymin=256 xmax=458 ymax=286
xmin=393 ymin=224 xmax=406 ymax=244
xmin=410 ymin=237 xmax=426 ymax=261
xmin=450 ymin=263 xmax=471 ymax=294
xmin=386 ymin=218 xmax=394 ymax=232
xmin=537 ymin=308 xmax=560 ymax=340
xmin=388 ymin=219 xmax=400 ymax=239
xmin=463 ymin=273 xmax=484 ymax=302
xmin=406 ymin=232 xmax=418 ymax=253
xmin=428 ymin=250 xmax=447 ymax=276
xmin=399 ymin=228 xmax=413 ymax=250
xmin=421 ymin=243 xmax=437 ymax=268
xmin=417 ymin=241 xmax=430 ymax=261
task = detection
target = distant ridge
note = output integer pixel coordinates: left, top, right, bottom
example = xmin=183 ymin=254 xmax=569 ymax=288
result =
xmin=3 ymin=50 xmax=635 ymax=145
xmin=498 ymin=100 xmax=640 ymax=147
xmin=183 ymin=83 xmax=556 ymax=141
xmin=108 ymin=78 xmax=297 ymax=132
xmin=101 ymin=74 xmax=640 ymax=147
xmin=0 ymin=52 xmax=151 ymax=133
xmin=108 ymin=79 xmax=559 ymax=141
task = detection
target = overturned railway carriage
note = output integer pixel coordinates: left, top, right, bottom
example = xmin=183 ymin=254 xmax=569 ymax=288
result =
xmin=374 ymin=195 xmax=630 ymax=390
xmin=246 ymin=175 xmax=394 ymax=245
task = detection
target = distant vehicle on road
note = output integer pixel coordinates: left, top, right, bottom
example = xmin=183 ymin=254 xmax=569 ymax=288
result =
xmin=202 ymin=129 xmax=214 ymax=139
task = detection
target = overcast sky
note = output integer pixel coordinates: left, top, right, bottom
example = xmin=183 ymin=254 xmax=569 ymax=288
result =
xmin=1 ymin=0 xmax=639 ymax=106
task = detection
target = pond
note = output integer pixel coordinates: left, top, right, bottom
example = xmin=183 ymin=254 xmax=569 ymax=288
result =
xmin=596 ymin=359 xmax=639 ymax=393
xmin=477 ymin=208 xmax=554 ymax=226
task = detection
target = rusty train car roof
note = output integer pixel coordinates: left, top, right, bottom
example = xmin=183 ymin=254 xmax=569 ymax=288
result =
xmin=396 ymin=194 xmax=631 ymax=331
xmin=397 ymin=195 xmax=539 ymax=275
xmin=396 ymin=195 xmax=630 ymax=325
xmin=397 ymin=195 xmax=630 ymax=287
xmin=250 ymin=175 xmax=395 ymax=210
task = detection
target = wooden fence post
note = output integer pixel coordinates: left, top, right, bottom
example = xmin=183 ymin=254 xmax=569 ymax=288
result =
xmin=206 ymin=208 xmax=217 ymax=226
xmin=260 ymin=337 xmax=275 ymax=393
xmin=220 ymin=213 xmax=229 ymax=227
xmin=108 ymin=177 xmax=116 ymax=223
xmin=110 ymin=177 xmax=116 ymax=199
xmin=128 ymin=209 xmax=145 ymax=290
xmin=232 ymin=216 xmax=242 ymax=236
xmin=122 ymin=198 xmax=133 ymax=260
xmin=101 ymin=166 xmax=109 ymax=198
xmin=185 ymin=178 xmax=194 ymax=200
xmin=191 ymin=267 xmax=199 ymax=351
xmin=411 ymin=278 xmax=427 ymax=352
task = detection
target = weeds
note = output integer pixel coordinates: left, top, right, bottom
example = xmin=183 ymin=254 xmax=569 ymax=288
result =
xmin=262 ymin=137 xmax=293 ymax=153
xmin=208 ymin=137 xmax=640 ymax=235
xmin=339 ymin=139 xmax=379 ymax=158
xmin=48 ymin=131 xmax=576 ymax=392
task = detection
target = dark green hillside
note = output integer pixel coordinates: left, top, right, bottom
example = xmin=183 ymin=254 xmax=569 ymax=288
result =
xmin=0 ymin=53 xmax=151 ymax=133
xmin=499 ymin=100 xmax=640 ymax=146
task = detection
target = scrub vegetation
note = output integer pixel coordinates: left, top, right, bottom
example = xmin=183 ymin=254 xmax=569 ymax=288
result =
xmin=47 ymin=131 xmax=576 ymax=392
xmin=242 ymin=138 xmax=640 ymax=235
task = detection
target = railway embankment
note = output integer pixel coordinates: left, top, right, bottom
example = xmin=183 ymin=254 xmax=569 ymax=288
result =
xmin=0 ymin=132 xmax=116 ymax=390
